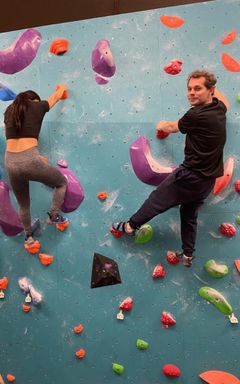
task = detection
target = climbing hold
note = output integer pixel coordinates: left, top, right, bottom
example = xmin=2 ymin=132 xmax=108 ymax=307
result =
xmin=49 ymin=38 xmax=69 ymax=55
xmin=75 ymin=348 xmax=86 ymax=359
xmin=152 ymin=264 xmax=166 ymax=279
xmin=219 ymin=223 xmax=237 ymax=237
xmin=161 ymin=311 xmax=176 ymax=328
xmin=0 ymin=277 xmax=8 ymax=299
xmin=6 ymin=374 xmax=15 ymax=383
xmin=112 ymin=363 xmax=124 ymax=375
xmin=97 ymin=191 xmax=108 ymax=201
xmin=160 ymin=15 xmax=185 ymax=28
xmin=91 ymin=252 xmax=121 ymax=288
xmin=135 ymin=224 xmax=153 ymax=244
xmin=57 ymin=165 xmax=84 ymax=213
xmin=164 ymin=59 xmax=183 ymax=75
xmin=162 ymin=364 xmax=181 ymax=377
xmin=92 ymin=39 xmax=116 ymax=79
xmin=166 ymin=250 xmax=180 ymax=265
xmin=119 ymin=297 xmax=133 ymax=311
xmin=236 ymin=94 xmax=240 ymax=103
xmin=221 ymin=31 xmax=237 ymax=45
xmin=213 ymin=157 xmax=234 ymax=194
xmin=39 ymin=253 xmax=54 ymax=266
xmin=234 ymin=179 xmax=240 ymax=192
xmin=234 ymin=260 xmax=240 ymax=273
xmin=199 ymin=370 xmax=239 ymax=384
xmin=0 ymin=28 xmax=41 ymax=74
xmin=221 ymin=52 xmax=240 ymax=72
xmin=22 ymin=304 xmax=31 ymax=313
xmin=73 ymin=324 xmax=84 ymax=334
xmin=130 ymin=136 xmax=174 ymax=186
xmin=198 ymin=287 xmax=232 ymax=315
xmin=56 ymin=222 xmax=69 ymax=232
xmin=24 ymin=240 xmax=41 ymax=254
xmin=204 ymin=259 xmax=229 ymax=278
xmin=235 ymin=215 xmax=240 ymax=225
xmin=156 ymin=130 xmax=170 ymax=139
xmin=95 ymin=74 xmax=109 ymax=85
xmin=136 ymin=339 xmax=149 ymax=350
xmin=0 ymin=82 xmax=16 ymax=101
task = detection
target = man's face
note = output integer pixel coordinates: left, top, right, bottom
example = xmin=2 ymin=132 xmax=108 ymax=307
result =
xmin=187 ymin=77 xmax=214 ymax=106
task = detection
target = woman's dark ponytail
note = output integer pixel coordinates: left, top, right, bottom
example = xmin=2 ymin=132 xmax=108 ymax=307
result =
xmin=5 ymin=90 xmax=41 ymax=130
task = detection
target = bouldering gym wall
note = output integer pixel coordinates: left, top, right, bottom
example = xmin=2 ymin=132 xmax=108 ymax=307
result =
xmin=0 ymin=0 xmax=240 ymax=383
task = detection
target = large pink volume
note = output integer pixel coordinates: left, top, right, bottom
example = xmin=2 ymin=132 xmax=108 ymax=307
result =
xmin=0 ymin=181 xmax=24 ymax=236
xmin=57 ymin=166 xmax=84 ymax=213
xmin=130 ymin=136 xmax=174 ymax=186
xmin=0 ymin=28 xmax=42 ymax=74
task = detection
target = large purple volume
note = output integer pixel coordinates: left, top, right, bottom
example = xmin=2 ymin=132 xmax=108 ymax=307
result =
xmin=0 ymin=28 xmax=42 ymax=74
xmin=130 ymin=136 xmax=174 ymax=186
xmin=0 ymin=181 xmax=23 ymax=236
xmin=57 ymin=167 xmax=84 ymax=213
xmin=92 ymin=40 xmax=116 ymax=78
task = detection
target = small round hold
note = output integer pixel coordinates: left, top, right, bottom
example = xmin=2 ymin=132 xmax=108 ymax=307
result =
xmin=0 ymin=290 xmax=5 ymax=299
xmin=25 ymin=293 xmax=32 ymax=303
xmin=117 ymin=310 xmax=124 ymax=320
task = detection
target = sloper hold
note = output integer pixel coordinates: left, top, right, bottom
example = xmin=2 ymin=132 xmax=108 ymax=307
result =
xmin=199 ymin=370 xmax=239 ymax=384
xmin=91 ymin=253 xmax=121 ymax=288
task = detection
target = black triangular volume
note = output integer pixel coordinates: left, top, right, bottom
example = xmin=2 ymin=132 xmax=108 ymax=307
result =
xmin=91 ymin=252 xmax=122 ymax=288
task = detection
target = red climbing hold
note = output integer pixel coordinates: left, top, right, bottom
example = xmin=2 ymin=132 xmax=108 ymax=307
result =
xmin=0 ymin=276 xmax=8 ymax=290
xmin=160 ymin=15 xmax=185 ymax=28
xmin=162 ymin=364 xmax=181 ymax=377
xmin=164 ymin=59 xmax=182 ymax=75
xmin=73 ymin=324 xmax=84 ymax=334
xmin=220 ymin=223 xmax=237 ymax=237
xmin=39 ymin=253 xmax=54 ymax=266
xmin=161 ymin=311 xmax=176 ymax=328
xmin=234 ymin=180 xmax=240 ymax=193
xmin=166 ymin=250 xmax=180 ymax=265
xmin=50 ymin=38 xmax=69 ymax=55
xmin=6 ymin=374 xmax=16 ymax=382
xmin=119 ymin=297 xmax=133 ymax=311
xmin=152 ymin=264 xmax=166 ymax=279
xmin=221 ymin=31 xmax=237 ymax=45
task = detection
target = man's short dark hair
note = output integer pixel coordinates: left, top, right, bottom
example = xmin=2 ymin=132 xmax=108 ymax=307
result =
xmin=187 ymin=70 xmax=217 ymax=89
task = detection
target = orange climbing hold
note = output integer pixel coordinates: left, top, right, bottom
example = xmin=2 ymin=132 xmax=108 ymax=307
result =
xmin=50 ymin=38 xmax=69 ymax=55
xmin=75 ymin=348 xmax=86 ymax=359
xmin=6 ymin=374 xmax=16 ymax=382
xmin=221 ymin=52 xmax=240 ymax=72
xmin=24 ymin=240 xmax=41 ymax=254
xmin=199 ymin=370 xmax=239 ymax=384
xmin=73 ymin=324 xmax=84 ymax=334
xmin=97 ymin=191 xmax=108 ymax=200
xmin=0 ymin=277 xmax=8 ymax=290
xmin=221 ymin=31 xmax=237 ymax=45
xmin=56 ymin=221 xmax=69 ymax=232
xmin=56 ymin=84 xmax=68 ymax=99
xmin=22 ymin=304 xmax=31 ymax=312
xmin=234 ymin=260 xmax=240 ymax=273
xmin=160 ymin=15 xmax=185 ymax=28
xmin=39 ymin=253 xmax=54 ymax=266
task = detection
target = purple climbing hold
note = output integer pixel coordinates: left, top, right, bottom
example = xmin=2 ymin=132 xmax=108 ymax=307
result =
xmin=92 ymin=39 xmax=116 ymax=78
xmin=95 ymin=74 xmax=109 ymax=85
xmin=0 ymin=181 xmax=24 ymax=236
xmin=0 ymin=28 xmax=41 ymax=75
xmin=130 ymin=136 xmax=175 ymax=186
xmin=57 ymin=159 xmax=69 ymax=168
xmin=57 ymin=166 xmax=84 ymax=213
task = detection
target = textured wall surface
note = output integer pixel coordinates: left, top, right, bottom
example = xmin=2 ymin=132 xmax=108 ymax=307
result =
xmin=0 ymin=0 xmax=240 ymax=383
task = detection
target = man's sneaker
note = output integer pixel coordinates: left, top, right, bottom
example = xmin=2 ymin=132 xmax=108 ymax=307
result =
xmin=24 ymin=234 xmax=35 ymax=245
xmin=110 ymin=221 xmax=135 ymax=238
xmin=47 ymin=212 xmax=69 ymax=225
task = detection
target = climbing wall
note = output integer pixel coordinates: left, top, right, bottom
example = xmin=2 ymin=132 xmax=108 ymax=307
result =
xmin=0 ymin=0 xmax=240 ymax=382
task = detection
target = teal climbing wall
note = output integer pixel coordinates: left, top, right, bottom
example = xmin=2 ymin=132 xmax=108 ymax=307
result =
xmin=0 ymin=0 xmax=240 ymax=382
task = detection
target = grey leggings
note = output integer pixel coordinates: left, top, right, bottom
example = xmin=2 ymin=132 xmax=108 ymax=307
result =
xmin=5 ymin=147 xmax=67 ymax=235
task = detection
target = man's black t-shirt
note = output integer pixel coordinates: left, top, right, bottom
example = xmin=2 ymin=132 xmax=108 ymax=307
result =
xmin=4 ymin=100 xmax=49 ymax=140
xmin=178 ymin=97 xmax=227 ymax=178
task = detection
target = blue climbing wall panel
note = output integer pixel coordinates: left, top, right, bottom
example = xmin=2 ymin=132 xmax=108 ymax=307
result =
xmin=0 ymin=0 xmax=240 ymax=382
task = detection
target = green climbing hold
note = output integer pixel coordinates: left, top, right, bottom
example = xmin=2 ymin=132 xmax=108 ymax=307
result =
xmin=135 ymin=224 xmax=153 ymax=244
xmin=136 ymin=339 xmax=149 ymax=350
xmin=235 ymin=215 xmax=240 ymax=225
xmin=112 ymin=363 xmax=124 ymax=375
xmin=198 ymin=286 xmax=232 ymax=315
xmin=204 ymin=259 xmax=229 ymax=278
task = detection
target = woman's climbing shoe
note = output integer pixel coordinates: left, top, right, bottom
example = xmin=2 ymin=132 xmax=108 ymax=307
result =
xmin=110 ymin=222 xmax=135 ymax=238
xmin=46 ymin=212 xmax=69 ymax=231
